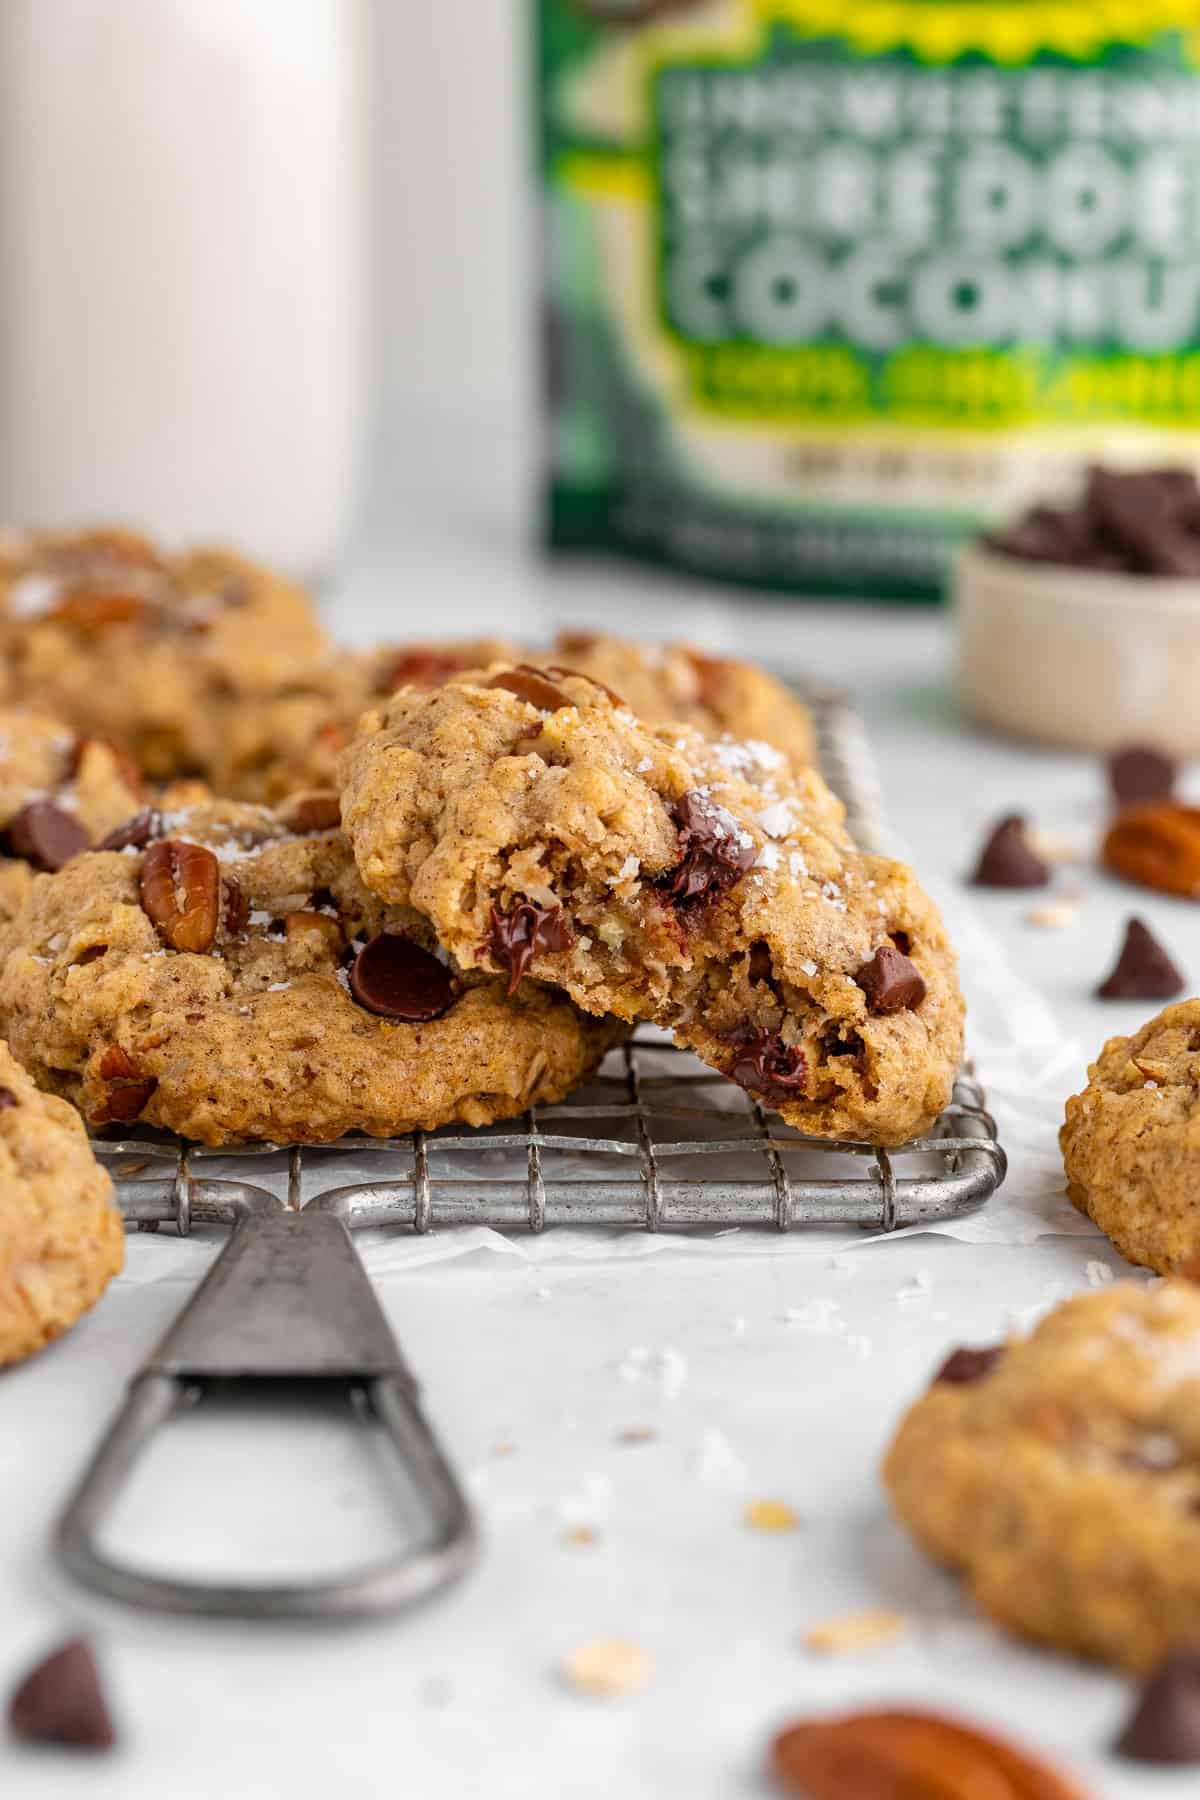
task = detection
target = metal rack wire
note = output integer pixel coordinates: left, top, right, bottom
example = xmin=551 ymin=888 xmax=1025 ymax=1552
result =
xmin=96 ymin=686 xmax=1005 ymax=1237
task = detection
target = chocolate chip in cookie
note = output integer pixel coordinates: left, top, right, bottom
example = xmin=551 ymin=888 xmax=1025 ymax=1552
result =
xmin=970 ymin=816 xmax=1049 ymax=889
xmin=349 ymin=933 xmax=456 ymax=1022
xmin=856 ymin=945 xmax=926 ymax=1014
xmin=662 ymin=790 xmax=755 ymax=906
xmin=1116 ymin=1647 xmax=1200 ymax=1765
xmin=97 ymin=808 xmax=163 ymax=852
xmin=7 ymin=801 xmax=90 ymax=871
xmin=1097 ymin=918 xmax=1184 ymax=1001
xmin=1110 ymin=745 xmax=1177 ymax=810
xmin=724 ymin=1025 xmax=807 ymax=1105
xmin=485 ymin=901 xmax=572 ymax=994
xmin=8 ymin=1637 xmax=116 ymax=1751
xmin=933 ymin=1345 xmax=1004 ymax=1386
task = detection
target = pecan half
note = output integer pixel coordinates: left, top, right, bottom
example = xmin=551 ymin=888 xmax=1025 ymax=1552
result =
xmin=44 ymin=590 xmax=149 ymax=633
xmin=486 ymin=665 xmax=569 ymax=711
xmin=139 ymin=840 xmax=221 ymax=952
xmin=1103 ymin=803 xmax=1200 ymax=899
xmin=771 ymin=1708 xmax=1089 ymax=1799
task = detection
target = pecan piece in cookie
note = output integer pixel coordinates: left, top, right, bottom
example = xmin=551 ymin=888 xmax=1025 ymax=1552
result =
xmin=724 ymin=1025 xmax=807 ymax=1104
xmin=280 ymin=790 xmax=341 ymax=834
xmin=486 ymin=665 xmax=570 ymax=712
xmin=91 ymin=1045 xmax=157 ymax=1124
xmin=139 ymin=840 xmax=221 ymax=952
xmin=661 ymin=791 xmax=755 ymax=906
xmin=485 ymin=901 xmax=572 ymax=995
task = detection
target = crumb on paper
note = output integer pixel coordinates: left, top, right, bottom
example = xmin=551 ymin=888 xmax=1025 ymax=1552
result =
xmin=562 ymin=1638 xmax=653 ymax=1699
xmin=804 ymin=1608 xmax=908 ymax=1656
xmin=1025 ymin=897 xmax=1080 ymax=930
xmin=562 ymin=1525 xmax=600 ymax=1549
xmin=1085 ymin=1260 xmax=1114 ymax=1288
xmin=492 ymin=1442 xmax=518 ymax=1459
xmin=744 ymin=1497 xmax=799 ymax=1533
xmin=1026 ymin=827 xmax=1083 ymax=866
xmin=617 ymin=1425 xmax=657 ymax=1446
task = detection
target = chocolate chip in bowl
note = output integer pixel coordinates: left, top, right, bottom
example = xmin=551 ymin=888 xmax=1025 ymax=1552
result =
xmin=956 ymin=465 xmax=1200 ymax=755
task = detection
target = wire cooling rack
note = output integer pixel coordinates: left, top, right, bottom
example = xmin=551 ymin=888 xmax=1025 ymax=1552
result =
xmin=95 ymin=686 xmax=1005 ymax=1236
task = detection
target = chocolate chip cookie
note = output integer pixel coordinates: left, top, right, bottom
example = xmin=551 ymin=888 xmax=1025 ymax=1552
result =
xmin=1060 ymin=1000 xmax=1200 ymax=1274
xmin=553 ymin=631 xmax=816 ymax=768
xmin=0 ymin=795 xmax=623 ymax=1145
xmin=340 ymin=667 xmax=962 ymax=1146
xmin=0 ymin=1038 xmax=123 ymax=1366
xmin=0 ymin=527 xmax=330 ymax=780
xmin=884 ymin=1282 xmax=1200 ymax=1671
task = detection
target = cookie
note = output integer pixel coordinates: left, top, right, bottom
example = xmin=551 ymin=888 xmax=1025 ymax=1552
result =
xmin=0 ymin=795 xmax=623 ymax=1146
xmin=552 ymin=632 xmax=816 ymax=767
xmin=1060 ymin=1000 xmax=1200 ymax=1273
xmin=340 ymin=667 xmax=962 ymax=1146
xmin=884 ymin=1282 xmax=1200 ymax=1671
xmin=210 ymin=640 xmax=519 ymax=803
xmin=0 ymin=1039 xmax=123 ymax=1366
xmin=0 ymin=527 xmax=330 ymax=779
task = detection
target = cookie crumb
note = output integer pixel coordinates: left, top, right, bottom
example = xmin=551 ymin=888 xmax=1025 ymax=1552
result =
xmin=804 ymin=1607 xmax=908 ymax=1656
xmin=744 ymin=1497 xmax=799 ymax=1533
xmin=1025 ymin=896 xmax=1080 ymax=930
xmin=562 ymin=1638 xmax=653 ymax=1699
xmin=616 ymin=1426 xmax=657 ymax=1446
xmin=562 ymin=1525 xmax=600 ymax=1549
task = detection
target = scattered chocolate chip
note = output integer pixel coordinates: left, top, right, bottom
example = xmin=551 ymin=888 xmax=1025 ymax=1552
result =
xmin=486 ymin=665 xmax=569 ymax=712
xmin=485 ymin=901 xmax=572 ymax=995
xmin=349 ymin=933 xmax=456 ymax=1022
xmin=661 ymin=790 xmax=755 ymax=906
xmin=1097 ymin=917 xmax=1184 ymax=1000
xmin=970 ymin=816 xmax=1049 ymax=888
xmin=724 ymin=1025 xmax=807 ymax=1105
xmin=934 ymin=1345 xmax=1004 ymax=1386
xmin=6 ymin=801 xmax=90 ymax=872
xmin=1116 ymin=1647 xmax=1200 ymax=1765
xmin=1109 ymin=745 xmax=1177 ymax=809
xmin=856 ymin=944 xmax=926 ymax=1014
xmin=8 ymin=1637 xmax=115 ymax=1751
xmin=0 ymin=1086 xmax=17 ymax=1109
xmin=97 ymin=808 xmax=163 ymax=852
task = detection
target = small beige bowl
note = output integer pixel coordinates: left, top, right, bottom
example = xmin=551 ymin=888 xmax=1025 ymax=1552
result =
xmin=954 ymin=540 xmax=1200 ymax=754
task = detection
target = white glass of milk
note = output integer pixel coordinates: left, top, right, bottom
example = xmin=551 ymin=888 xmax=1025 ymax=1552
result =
xmin=0 ymin=0 xmax=368 ymax=581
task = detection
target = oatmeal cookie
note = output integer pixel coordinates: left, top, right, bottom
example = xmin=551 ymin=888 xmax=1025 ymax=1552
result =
xmin=1061 ymin=1000 xmax=1200 ymax=1274
xmin=0 ymin=527 xmax=330 ymax=779
xmin=340 ymin=666 xmax=961 ymax=1146
xmin=884 ymin=1282 xmax=1200 ymax=1671
xmin=553 ymin=631 xmax=816 ymax=767
xmin=0 ymin=1039 xmax=123 ymax=1366
xmin=0 ymin=795 xmax=622 ymax=1146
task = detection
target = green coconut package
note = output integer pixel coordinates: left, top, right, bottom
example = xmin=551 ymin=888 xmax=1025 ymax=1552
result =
xmin=534 ymin=2 xmax=1200 ymax=601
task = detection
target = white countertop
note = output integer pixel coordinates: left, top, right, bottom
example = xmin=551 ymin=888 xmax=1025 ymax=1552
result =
xmin=1 ymin=455 xmax=1193 ymax=1797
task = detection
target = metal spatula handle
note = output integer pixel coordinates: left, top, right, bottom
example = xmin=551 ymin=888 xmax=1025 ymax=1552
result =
xmin=56 ymin=1192 xmax=476 ymax=1619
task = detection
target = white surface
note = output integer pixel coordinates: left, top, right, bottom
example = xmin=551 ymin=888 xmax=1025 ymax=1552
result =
xmin=2 ymin=468 xmax=1195 ymax=1795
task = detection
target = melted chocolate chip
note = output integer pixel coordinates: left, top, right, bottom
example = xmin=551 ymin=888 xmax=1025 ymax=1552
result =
xmin=970 ymin=816 xmax=1049 ymax=889
xmin=724 ymin=1025 xmax=807 ymax=1105
xmin=485 ymin=901 xmax=572 ymax=995
xmin=486 ymin=665 xmax=569 ymax=712
xmin=7 ymin=801 xmax=90 ymax=871
xmin=349 ymin=934 xmax=457 ymax=1022
xmin=8 ymin=1637 xmax=116 ymax=1751
xmin=661 ymin=791 xmax=756 ymax=906
xmin=1116 ymin=1648 xmax=1200 ymax=1765
xmin=97 ymin=808 xmax=163 ymax=852
xmin=0 ymin=1086 xmax=17 ymax=1109
xmin=856 ymin=944 xmax=926 ymax=1014
xmin=1110 ymin=745 xmax=1177 ymax=810
xmin=1097 ymin=917 xmax=1184 ymax=1001
xmin=933 ymin=1345 xmax=1004 ymax=1386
